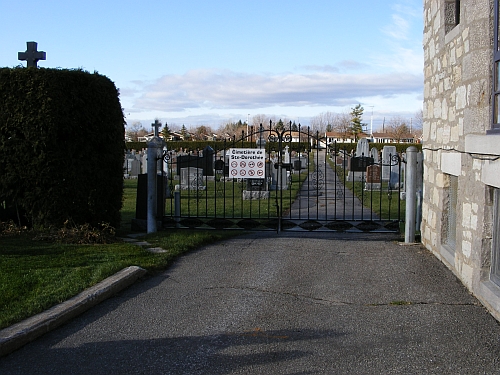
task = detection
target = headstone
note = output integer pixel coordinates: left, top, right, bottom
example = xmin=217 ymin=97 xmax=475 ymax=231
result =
xmin=180 ymin=168 xmax=205 ymax=190
xmin=365 ymin=164 xmax=382 ymax=190
xmin=370 ymin=147 xmax=380 ymax=164
xmin=141 ymin=152 xmax=148 ymax=174
xmin=214 ymin=159 xmax=225 ymax=174
xmin=347 ymin=139 xmax=373 ymax=181
xmin=243 ymin=178 xmax=270 ymax=200
xmin=270 ymin=167 xmax=289 ymax=190
xmin=284 ymin=146 xmax=290 ymax=164
xmin=246 ymin=178 xmax=267 ymax=191
xmin=382 ymin=146 xmax=399 ymax=188
xmin=176 ymin=145 xmax=214 ymax=176
xmin=355 ymin=138 xmax=370 ymax=157
xmin=130 ymin=159 xmax=141 ymax=177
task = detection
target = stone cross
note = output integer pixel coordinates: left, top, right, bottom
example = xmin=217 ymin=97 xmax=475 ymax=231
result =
xmin=18 ymin=41 xmax=46 ymax=68
xmin=152 ymin=119 xmax=162 ymax=137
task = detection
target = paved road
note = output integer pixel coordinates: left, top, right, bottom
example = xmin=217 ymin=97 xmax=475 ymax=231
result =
xmin=289 ymin=153 xmax=378 ymax=222
xmin=1 ymin=232 xmax=500 ymax=374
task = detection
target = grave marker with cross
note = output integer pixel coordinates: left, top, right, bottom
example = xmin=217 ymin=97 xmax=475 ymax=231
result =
xmin=18 ymin=41 xmax=46 ymax=68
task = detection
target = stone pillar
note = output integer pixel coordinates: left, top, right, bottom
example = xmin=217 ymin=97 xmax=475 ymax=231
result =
xmin=147 ymin=137 xmax=166 ymax=233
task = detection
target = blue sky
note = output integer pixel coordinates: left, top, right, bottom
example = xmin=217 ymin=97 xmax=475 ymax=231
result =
xmin=1 ymin=0 xmax=423 ymax=131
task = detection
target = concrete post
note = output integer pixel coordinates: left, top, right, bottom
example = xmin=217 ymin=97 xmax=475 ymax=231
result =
xmin=405 ymin=146 xmax=418 ymax=243
xmin=174 ymin=187 xmax=181 ymax=228
xmin=146 ymin=137 xmax=166 ymax=234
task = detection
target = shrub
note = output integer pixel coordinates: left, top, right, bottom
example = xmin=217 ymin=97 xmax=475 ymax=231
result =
xmin=0 ymin=67 xmax=125 ymax=228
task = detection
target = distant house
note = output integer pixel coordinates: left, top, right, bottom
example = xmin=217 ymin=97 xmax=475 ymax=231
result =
xmin=371 ymin=132 xmax=416 ymax=144
xmin=319 ymin=132 xmax=369 ymax=148
xmin=318 ymin=131 xmax=416 ymax=148
xmin=138 ymin=130 xmax=194 ymax=142
xmin=421 ymin=0 xmax=500 ymax=321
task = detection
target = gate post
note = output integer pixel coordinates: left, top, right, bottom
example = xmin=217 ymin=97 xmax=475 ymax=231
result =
xmin=405 ymin=146 xmax=418 ymax=243
xmin=147 ymin=120 xmax=166 ymax=234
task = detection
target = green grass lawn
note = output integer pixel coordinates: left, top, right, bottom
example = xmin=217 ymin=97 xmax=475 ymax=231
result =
xmin=0 ymin=179 xmax=243 ymax=330
xmin=164 ymin=170 xmax=309 ymax=220
xmin=327 ymin=157 xmax=405 ymax=222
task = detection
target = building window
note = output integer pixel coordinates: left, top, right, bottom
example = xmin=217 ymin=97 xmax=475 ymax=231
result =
xmin=491 ymin=189 xmax=500 ymax=286
xmin=443 ymin=175 xmax=458 ymax=250
xmin=493 ymin=0 xmax=500 ymax=132
xmin=445 ymin=0 xmax=460 ymax=34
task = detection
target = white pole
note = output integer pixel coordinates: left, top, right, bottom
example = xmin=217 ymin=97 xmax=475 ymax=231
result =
xmin=405 ymin=146 xmax=418 ymax=243
xmin=369 ymin=106 xmax=374 ymax=138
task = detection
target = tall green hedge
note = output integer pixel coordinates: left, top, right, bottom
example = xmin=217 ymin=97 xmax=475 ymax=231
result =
xmin=0 ymin=67 xmax=125 ymax=228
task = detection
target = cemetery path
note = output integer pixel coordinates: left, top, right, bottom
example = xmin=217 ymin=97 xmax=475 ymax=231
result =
xmin=287 ymin=151 xmax=379 ymax=222
xmin=1 ymin=232 xmax=499 ymax=374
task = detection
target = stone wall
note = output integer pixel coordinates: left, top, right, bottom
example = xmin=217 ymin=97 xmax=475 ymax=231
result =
xmin=422 ymin=0 xmax=500 ymax=320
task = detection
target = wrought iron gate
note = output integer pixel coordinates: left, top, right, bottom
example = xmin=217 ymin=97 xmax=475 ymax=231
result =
xmin=161 ymin=125 xmax=402 ymax=233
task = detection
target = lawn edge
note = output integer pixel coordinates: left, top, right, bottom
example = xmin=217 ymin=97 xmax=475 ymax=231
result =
xmin=0 ymin=265 xmax=147 ymax=357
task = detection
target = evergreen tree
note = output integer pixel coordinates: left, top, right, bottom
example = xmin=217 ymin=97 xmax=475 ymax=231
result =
xmin=291 ymin=121 xmax=298 ymax=132
xmin=276 ymin=119 xmax=285 ymax=131
xmin=161 ymin=122 xmax=171 ymax=140
xmin=350 ymin=104 xmax=364 ymax=141
xmin=180 ymin=124 xmax=190 ymax=140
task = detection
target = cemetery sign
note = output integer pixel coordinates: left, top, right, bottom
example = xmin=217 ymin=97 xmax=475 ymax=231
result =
xmin=228 ymin=148 xmax=265 ymax=178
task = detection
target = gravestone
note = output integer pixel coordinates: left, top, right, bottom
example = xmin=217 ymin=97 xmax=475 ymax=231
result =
xmin=336 ymin=150 xmax=350 ymax=168
xmin=129 ymin=159 xmax=141 ymax=177
xmin=214 ymin=159 xmax=225 ymax=175
xmin=243 ymin=178 xmax=270 ymax=200
xmin=370 ymin=147 xmax=380 ymax=164
xmin=355 ymin=138 xmax=370 ymax=157
xmin=365 ymin=164 xmax=382 ymax=190
xmin=347 ymin=139 xmax=373 ymax=181
xmin=176 ymin=146 xmax=215 ymax=176
xmin=381 ymin=146 xmax=400 ymax=188
xmin=141 ymin=152 xmax=148 ymax=174
xmin=134 ymin=174 xmax=168 ymax=221
xmin=270 ymin=167 xmax=289 ymax=190
xmin=180 ymin=167 xmax=205 ymax=190
xmin=284 ymin=146 xmax=290 ymax=164
xmin=291 ymin=156 xmax=306 ymax=171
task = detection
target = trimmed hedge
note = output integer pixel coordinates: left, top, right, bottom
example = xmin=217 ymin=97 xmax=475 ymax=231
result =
xmin=328 ymin=142 xmax=422 ymax=154
xmin=127 ymin=140 xmax=421 ymax=155
xmin=0 ymin=67 xmax=125 ymax=228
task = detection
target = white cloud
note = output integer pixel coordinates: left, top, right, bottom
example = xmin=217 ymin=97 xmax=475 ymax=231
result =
xmin=128 ymin=69 xmax=422 ymax=113
xmin=383 ymin=14 xmax=411 ymax=40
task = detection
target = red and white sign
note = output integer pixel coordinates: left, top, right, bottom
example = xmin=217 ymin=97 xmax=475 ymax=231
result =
xmin=228 ymin=148 xmax=266 ymax=179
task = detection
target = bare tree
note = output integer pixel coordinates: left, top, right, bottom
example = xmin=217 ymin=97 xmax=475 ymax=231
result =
xmin=413 ymin=109 xmax=423 ymax=130
xmin=385 ymin=116 xmax=411 ymax=143
xmin=331 ymin=112 xmax=352 ymax=141
xmin=251 ymin=114 xmax=268 ymax=129
xmin=126 ymin=121 xmax=148 ymax=142
xmin=310 ymin=112 xmax=335 ymax=134
xmin=193 ymin=125 xmax=213 ymax=140
xmin=412 ymin=109 xmax=424 ymax=139
xmin=216 ymin=120 xmax=247 ymax=139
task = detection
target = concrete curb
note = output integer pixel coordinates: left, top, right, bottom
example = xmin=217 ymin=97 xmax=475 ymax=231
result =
xmin=0 ymin=265 xmax=147 ymax=357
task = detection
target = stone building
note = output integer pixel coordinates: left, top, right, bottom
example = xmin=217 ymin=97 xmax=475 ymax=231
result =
xmin=422 ymin=0 xmax=500 ymax=320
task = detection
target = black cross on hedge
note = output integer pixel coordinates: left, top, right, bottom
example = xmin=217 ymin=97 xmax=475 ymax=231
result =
xmin=18 ymin=41 xmax=46 ymax=68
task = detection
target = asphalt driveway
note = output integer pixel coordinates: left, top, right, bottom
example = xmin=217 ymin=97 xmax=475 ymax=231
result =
xmin=1 ymin=232 xmax=499 ymax=374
